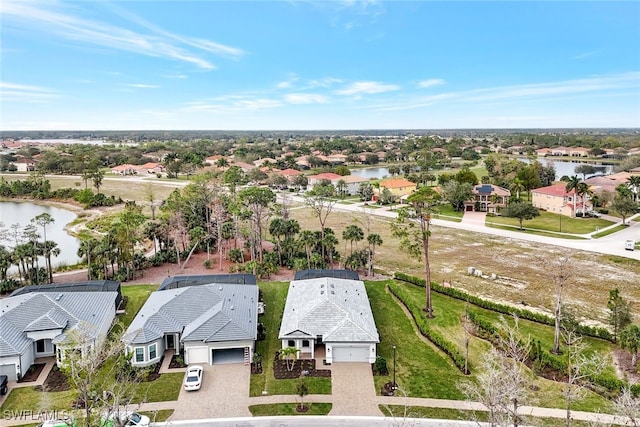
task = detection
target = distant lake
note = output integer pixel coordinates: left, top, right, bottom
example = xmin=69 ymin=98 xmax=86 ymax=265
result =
xmin=519 ymin=158 xmax=614 ymax=180
xmin=350 ymin=167 xmax=390 ymax=179
xmin=0 ymin=201 xmax=81 ymax=270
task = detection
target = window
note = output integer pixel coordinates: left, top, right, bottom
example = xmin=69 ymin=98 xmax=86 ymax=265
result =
xmin=135 ymin=347 xmax=144 ymax=363
xmin=149 ymin=344 xmax=157 ymax=360
xmin=287 ymin=340 xmax=295 ymax=347
xmin=302 ymin=340 xmax=310 ymax=348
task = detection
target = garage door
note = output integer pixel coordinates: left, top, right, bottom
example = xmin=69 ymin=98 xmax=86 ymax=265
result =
xmin=186 ymin=347 xmax=209 ymax=365
xmin=0 ymin=364 xmax=17 ymax=381
xmin=212 ymin=348 xmax=245 ymax=365
xmin=332 ymin=345 xmax=369 ymax=362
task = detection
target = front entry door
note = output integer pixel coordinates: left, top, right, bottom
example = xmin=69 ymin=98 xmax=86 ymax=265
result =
xmin=166 ymin=334 xmax=175 ymax=350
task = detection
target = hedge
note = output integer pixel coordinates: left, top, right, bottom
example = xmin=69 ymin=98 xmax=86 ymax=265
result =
xmin=467 ymin=310 xmax=625 ymax=395
xmin=394 ymin=272 xmax=613 ymax=342
xmin=388 ymin=282 xmax=468 ymax=374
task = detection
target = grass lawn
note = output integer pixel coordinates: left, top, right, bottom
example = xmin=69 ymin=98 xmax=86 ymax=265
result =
xmin=0 ymin=387 xmax=78 ymax=412
xmin=485 ymin=223 xmax=587 ymax=240
xmin=139 ymin=409 xmax=174 ymax=422
xmin=120 ymin=285 xmax=157 ymax=328
xmin=433 ymin=204 xmax=463 ymax=222
xmin=366 ymin=281 xmax=467 ymax=399
xmin=592 ymin=224 xmax=627 ymax=238
xmin=248 ymin=403 xmax=332 ymax=416
xmin=134 ymin=372 xmax=183 ymax=403
xmin=250 ymin=282 xmax=332 ymax=397
xmin=486 ymin=211 xmax=613 ymax=234
xmin=389 ymin=280 xmax=615 ymax=413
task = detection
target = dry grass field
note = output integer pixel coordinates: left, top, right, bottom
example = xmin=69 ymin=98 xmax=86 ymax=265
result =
xmin=288 ymin=205 xmax=640 ymax=327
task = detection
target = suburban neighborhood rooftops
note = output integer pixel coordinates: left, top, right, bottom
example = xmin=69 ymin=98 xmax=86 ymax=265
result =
xmin=0 ymin=291 xmax=118 ymax=357
xmin=125 ymin=284 xmax=258 ymax=345
xmin=532 ymin=184 xmax=577 ymax=197
xmin=278 ymin=277 xmax=379 ymax=343
xmin=159 ymin=274 xmax=256 ymax=290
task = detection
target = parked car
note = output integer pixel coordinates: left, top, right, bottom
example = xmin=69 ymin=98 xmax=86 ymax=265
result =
xmin=101 ymin=411 xmax=149 ymax=427
xmin=588 ymin=211 xmax=601 ymax=218
xmin=0 ymin=374 xmax=7 ymax=395
xmin=183 ymin=365 xmax=204 ymax=391
xmin=625 ymin=240 xmax=636 ymax=251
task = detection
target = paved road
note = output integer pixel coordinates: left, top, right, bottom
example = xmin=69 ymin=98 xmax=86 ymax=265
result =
xmin=288 ymin=194 xmax=640 ymax=261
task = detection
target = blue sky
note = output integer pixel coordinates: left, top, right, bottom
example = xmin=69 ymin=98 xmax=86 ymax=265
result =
xmin=1 ymin=0 xmax=639 ymax=131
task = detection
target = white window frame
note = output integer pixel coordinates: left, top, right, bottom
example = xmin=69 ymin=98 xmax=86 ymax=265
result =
xmin=135 ymin=347 xmax=145 ymax=363
xmin=149 ymin=343 xmax=157 ymax=360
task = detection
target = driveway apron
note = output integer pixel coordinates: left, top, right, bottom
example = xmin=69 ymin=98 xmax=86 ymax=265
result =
xmin=170 ymin=364 xmax=251 ymax=420
xmin=328 ymin=363 xmax=381 ymax=416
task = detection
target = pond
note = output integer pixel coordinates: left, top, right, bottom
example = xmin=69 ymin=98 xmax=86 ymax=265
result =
xmin=349 ymin=167 xmax=390 ymax=179
xmin=520 ymin=158 xmax=614 ymax=180
xmin=0 ymin=201 xmax=81 ymax=270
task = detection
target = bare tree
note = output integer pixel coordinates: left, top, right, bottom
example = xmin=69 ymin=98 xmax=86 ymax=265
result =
xmin=304 ymin=183 xmax=338 ymax=261
xmin=614 ymin=387 xmax=640 ymax=427
xmin=562 ymin=328 xmax=608 ymax=427
xmin=59 ymin=322 xmax=146 ymax=427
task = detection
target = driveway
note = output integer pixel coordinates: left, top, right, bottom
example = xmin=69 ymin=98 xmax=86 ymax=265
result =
xmin=170 ymin=364 xmax=251 ymax=421
xmin=461 ymin=211 xmax=486 ymax=226
xmin=329 ymin=363 xmax=381 ymax=416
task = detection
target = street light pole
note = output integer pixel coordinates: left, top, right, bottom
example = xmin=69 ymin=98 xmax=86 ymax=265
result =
xmin=392 ymin=344 xmax=397 ymax=390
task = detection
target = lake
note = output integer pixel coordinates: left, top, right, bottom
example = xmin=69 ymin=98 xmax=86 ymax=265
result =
xmin=0 ymin=201 xmax=81 ymax=270
xmin=352 ymin=159 xmax=615 ymax=181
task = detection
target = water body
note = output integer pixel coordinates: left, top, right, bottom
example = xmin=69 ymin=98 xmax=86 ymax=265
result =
xmin=0 ymin=201 xmax=81 ymax=269
xmin=18 ymin=138 xmax=135 ymax=146
xmin=519 ymin=158 xmax=614 ymax=180
xmin=353 ymin=159 xmax=615 ymax=181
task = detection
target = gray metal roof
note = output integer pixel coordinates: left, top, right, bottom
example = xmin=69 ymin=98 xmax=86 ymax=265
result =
xmin=0 ymin=292 xmax=117 ymax=357
xmin=124 ymin=284 xmax=258 ymax=345
xmin=278 ymin=278 xmax=379 ymax=343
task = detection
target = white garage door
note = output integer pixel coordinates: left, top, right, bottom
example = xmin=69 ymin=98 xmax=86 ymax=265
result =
xmin=332 ymin=345 xmax=369 ymax=362
xmin=0 ymin=364 xmax=17 ymax=381
xmin=186 ymin=347 xmax=209 ymax=365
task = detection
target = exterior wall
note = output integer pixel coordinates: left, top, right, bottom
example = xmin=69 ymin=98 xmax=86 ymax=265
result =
xmin=20 ymin=345 xmax=35 ymax=380
xmin=325 ymin=342 xmax=376 ymax=364
xmin=380 ymin=185 xmax=416 ymax=198
xmin=183 ymin=339 xmax=255 ymax=365
xmin=532 ymin=191 xmax=591 ymax=216
xmin=129 ymin=338 xmax=165 ymax=368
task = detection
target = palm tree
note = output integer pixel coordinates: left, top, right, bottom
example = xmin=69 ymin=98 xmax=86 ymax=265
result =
xmin=575 ymin=182 xmax=591 ymax=216
xmin=78 ymin=238 xmax=99 ymax=280
xmin=510 ymin=178 xmax=525 ymax=202
xmin=367 ymin=233 xmax=383 ymax=277
xmin=565 ymin=175 xmax=581 ymax=217
xmin=342 ymin=224 xmax=364 ymax=256
xmin=298 ymin=230 xmax=316 ymax=269
xmin=33 ymin=213 xmax=55 ymax=283
xmin=620 ymin=324 xmax=640 ymax=369
xmin=627 ymin=176 xmax=640 ymax=203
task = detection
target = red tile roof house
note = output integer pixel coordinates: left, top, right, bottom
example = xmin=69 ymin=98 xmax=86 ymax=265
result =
xmin=536 ymin=148 xmax=553 ymax=157
xmin=569 ymin=147 xmax=590 ymax=157
xmin=463 ymin=184 xmax=511 ymax=213
xmin=137 ymin=162 xmax=164 ymax=174
xmin=335 ymin=174 xmax=369 ymax=196
xmin=111 ymin=164 xmax=138 ymax=175
xmin=308 ymin=172 xmax=343 ymax=186
xmin=276 ymin=168 xmax=303 ymax=183
xmin=532 ymin=184 xmax=593 ymax=217
xmin=205 ymin=155 xmax=224 ymax=165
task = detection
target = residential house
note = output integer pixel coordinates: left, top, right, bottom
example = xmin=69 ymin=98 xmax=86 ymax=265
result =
xmin=253 ymin=158 xmax=277 ymax=168
xmin=137 ymin=162 xmax=164 ymax=175
xmin=569 ymin=147 xmax=590 ymax=157
xmin=532 ymin=183 xmax=593 ymax=217
xmin=308 ymin=172 xmax=342 ymax=187
xmin=205 ymin=155 xmax=224 ymax=165
xmin=111 ymin=164 xmax=138 ymax=175
xmin=377 ymin=178 xmax=417 ymax=199
xmin=337 ymin=175 xmax=369 ymax=196
xmin=463 ymin=184 xmax=511 ymax=213
xmin=12 ymin=158 xmax=36 ymax=172
xmin=276 ymin=168 xmax=303 ymax=184
xmin=0 ymin=289 xmax=117 ymax=380
xmin=550 ymin=147 xmax=570 ymax=156
xmin=124 ymin=278 xmax=258 ymax=367
xmin=278 ymin=271 xmax=379 ymax=363
xmin=536 ymin=148 xmax=553 ymax=157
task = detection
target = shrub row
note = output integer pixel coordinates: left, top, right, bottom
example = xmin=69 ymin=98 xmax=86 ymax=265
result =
xmin=467 ymin=310 xmax=626 ymax=395
xmin=394 ymin=272 xmax=613 ymax=342
xmin=388 ymin=282 xmax=468 ymax=374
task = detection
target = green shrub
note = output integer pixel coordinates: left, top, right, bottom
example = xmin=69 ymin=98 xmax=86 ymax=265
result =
xmin=374 ymin=356 xmax=388 ymax=375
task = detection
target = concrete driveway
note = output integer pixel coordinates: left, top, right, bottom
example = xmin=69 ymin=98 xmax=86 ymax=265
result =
xmin=170 ymin=364 xmax=251 ymax=421
xmin=329 ymin=363 xmax=381 ymax=416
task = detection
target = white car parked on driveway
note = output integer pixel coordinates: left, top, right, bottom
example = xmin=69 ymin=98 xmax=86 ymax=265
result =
xmin=184 ymin=365 xmax=204 ymax=391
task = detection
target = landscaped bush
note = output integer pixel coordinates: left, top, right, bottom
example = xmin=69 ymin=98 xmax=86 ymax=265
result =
xmin=388 ymin=282 xmax=467 ymax=373
xmin=373 ymin=356 xmax=388 ymax=376
xmin=394 ymin=272 xmax=613 ymax=342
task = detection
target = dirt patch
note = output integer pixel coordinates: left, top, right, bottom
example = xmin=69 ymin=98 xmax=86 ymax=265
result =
xmin=169 ymin=353 xmax=186 ymax=369
xmin=18 ymin=363 xmax=45 ymax=383
xmin=612 ymin=348 xmax=640 ymax=384
xmin=273 ymin=355 xmax=331 ymax=379
xmin=35 ymin=365 xmax=70 ymax=392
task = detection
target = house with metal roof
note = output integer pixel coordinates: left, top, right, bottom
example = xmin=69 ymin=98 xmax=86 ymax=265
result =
xmin=0 ymin=291 xmax=117 ymax=381
xmin=124 ymin=283 xmax=259 ymax=367
xmin=278 ymin=277 xmax=379 ymax=364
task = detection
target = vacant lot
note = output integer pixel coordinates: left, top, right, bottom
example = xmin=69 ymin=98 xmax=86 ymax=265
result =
xmin=288 ymin=206 xmax=640 ymax=326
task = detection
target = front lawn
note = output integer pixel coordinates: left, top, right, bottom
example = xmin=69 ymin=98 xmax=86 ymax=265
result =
xmin=249 ymin=403 xmax=332 ymax=416
xmin=0 ymin=387 xmax=77 ymax=412
xmin=486 ymin=211 xmax=613 ymax=234
xmin=249 ymin=282 xmax=332 ymax=397
xmin=133 ymin=372 xmax=183 ymax=403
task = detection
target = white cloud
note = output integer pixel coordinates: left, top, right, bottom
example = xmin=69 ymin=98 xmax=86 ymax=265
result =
xmin=1 ymin=0 xmax=244 ymax=70
xmin=183 ymin=97 xmax=282 ymax=113
xmin=336 ymin=81 xmax=400 ymax=96
xmin=418 ymin=79 xmax=445 ymax=89
xmin=0 ymin=81 xmax=58 ymax=103
xmin=284 ymin=93 xmax=328 ymax=104
xmin=125 ymin=84 xmax=159 ymax=89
